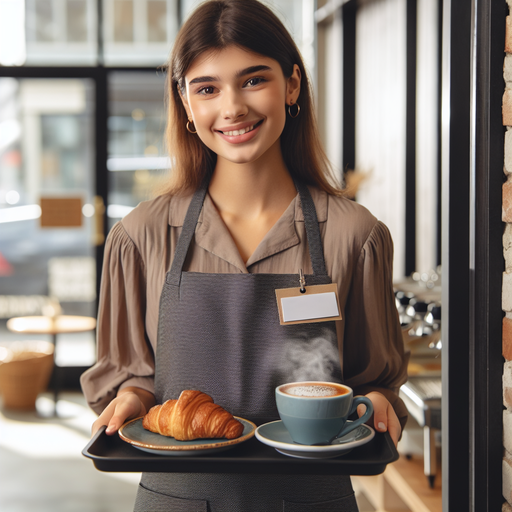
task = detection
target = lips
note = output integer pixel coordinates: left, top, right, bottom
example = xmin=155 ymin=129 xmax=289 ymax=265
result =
xmin=216 ymin=119 xmax=264 ymax=143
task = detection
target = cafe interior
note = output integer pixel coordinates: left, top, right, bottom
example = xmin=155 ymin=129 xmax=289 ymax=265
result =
xmin=0 ymin=0 xmax=503 ymax=511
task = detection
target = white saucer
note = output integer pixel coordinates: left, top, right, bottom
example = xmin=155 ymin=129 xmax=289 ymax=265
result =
xmin=255 ymin=420 xmax=374 ymax=459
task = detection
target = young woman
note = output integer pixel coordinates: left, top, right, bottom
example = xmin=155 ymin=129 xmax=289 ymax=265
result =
xmin=81 ymin=1 xmax=408 ymax=510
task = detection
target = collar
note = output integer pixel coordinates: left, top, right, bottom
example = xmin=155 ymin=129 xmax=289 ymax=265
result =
xmin=168 ymin=186 xmax=328 ymax=272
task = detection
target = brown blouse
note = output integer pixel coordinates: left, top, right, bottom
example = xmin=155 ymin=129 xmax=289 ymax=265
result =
xmin=80 ymin=187 xmax=409 ymax=427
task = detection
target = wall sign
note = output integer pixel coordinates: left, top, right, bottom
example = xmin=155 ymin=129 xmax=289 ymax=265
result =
xmin=40 ymin=197 xmax=82 ymax=227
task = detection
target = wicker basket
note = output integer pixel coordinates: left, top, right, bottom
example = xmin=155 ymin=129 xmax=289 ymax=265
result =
xmin=0 ymin=341 xmax=54 ymax=410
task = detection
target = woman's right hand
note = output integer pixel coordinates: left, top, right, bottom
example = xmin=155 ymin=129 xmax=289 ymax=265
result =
xmin=91 ymin=387 xmax=155 ymax=437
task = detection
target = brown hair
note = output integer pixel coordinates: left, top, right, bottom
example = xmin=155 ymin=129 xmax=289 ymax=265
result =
xmin=162 ymin=0 xmax=342 ymax=196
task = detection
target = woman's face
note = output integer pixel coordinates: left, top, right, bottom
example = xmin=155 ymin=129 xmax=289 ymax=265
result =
xmin=180 ymin=45 xmax=301 ymax=167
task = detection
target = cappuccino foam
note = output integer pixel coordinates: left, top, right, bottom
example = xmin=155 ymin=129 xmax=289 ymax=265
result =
xmin=282 ymin=383 xmax=346 ymax=397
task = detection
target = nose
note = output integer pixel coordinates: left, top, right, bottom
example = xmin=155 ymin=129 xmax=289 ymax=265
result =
xmin=221 ymin=88 xmax=247 ymax=120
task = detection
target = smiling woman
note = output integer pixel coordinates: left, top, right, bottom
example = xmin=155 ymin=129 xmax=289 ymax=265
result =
xmin=80 ymin=1 xmax=408 ymax=511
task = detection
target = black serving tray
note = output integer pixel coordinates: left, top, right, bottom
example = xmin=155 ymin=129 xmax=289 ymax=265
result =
xmin=82 ymin=425 xmax=398 ymax=476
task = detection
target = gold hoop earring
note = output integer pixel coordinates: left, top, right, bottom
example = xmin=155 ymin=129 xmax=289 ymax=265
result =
xmin=186 ymin=120 xmax=197 ymax=134
xmin=288 ymin=103 xmax=300 ymax=118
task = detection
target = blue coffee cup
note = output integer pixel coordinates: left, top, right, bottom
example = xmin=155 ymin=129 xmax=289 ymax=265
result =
xmin=275 ymin=381 xmax=373 ymax=445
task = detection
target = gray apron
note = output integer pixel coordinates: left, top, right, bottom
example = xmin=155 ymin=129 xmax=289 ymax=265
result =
xmin=134 ymin=179 xmax=359 ymax=512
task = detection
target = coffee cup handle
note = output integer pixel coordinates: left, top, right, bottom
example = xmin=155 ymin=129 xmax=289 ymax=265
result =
xmin=333 ymin=396 xmax=374 ymax=440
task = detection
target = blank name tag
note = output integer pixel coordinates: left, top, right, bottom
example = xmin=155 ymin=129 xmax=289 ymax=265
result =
xmin=275 ymin=283 xmax=342 ymax=325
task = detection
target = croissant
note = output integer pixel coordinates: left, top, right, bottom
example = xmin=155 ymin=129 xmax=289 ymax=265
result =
xmin=142 ymin=390 xmax=244 ymax=441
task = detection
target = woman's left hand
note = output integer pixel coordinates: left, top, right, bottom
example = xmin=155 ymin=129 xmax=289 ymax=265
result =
xmin=357 ymin=391 xmax=401 ymax=447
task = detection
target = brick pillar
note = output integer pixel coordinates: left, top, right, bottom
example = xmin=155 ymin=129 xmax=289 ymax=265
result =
xmin=504 ymin=8 xmax=512 ymax=509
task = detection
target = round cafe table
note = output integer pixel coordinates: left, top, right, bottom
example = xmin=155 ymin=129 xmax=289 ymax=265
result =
xmin=6 ymin=315 xmax=96 ymax=414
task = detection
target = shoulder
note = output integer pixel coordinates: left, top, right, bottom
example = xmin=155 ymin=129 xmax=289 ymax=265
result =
xmin=112 ymin=192 xmax=193 ymax=266
xmin=326 ymin=192 xmax=377 ymax=226
xmin=120 ymin=192 xmax=193 ymax=243
xmin=311 ymin=188 xmax=380 ymax=248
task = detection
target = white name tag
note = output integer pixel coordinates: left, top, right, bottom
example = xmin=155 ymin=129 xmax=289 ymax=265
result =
xmin=281 ymin=292 xmax=339 ymax=322
xmin=275 ymin=283 xmax=342 ymax=326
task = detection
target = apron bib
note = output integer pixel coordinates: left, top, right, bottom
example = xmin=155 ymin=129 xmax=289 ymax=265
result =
xmin=135 ymin=179 xmax=358 ymax=512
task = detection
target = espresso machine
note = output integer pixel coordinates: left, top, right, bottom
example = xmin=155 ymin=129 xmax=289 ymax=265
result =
xmin=395 ymin=269 xmax=442 ymax=488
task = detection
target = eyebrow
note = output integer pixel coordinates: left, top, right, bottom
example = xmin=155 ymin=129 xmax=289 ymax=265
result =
xmin=188 ymin=65 xmax=273 ymax=85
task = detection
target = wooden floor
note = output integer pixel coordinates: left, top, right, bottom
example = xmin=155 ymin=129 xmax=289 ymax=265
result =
xmin=353 ymin=454 xmax=442 ymax=512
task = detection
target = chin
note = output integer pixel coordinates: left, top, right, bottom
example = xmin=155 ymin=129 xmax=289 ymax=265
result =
xmin=218 ymin=151 xmax=264 ymax=165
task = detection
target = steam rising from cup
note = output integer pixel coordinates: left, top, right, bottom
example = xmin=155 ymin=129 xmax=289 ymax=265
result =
xmin=280 ymin=329 xmax=340 ymax=383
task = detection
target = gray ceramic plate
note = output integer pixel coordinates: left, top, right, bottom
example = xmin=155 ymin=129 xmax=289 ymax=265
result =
xmin=119 ymin=417 xmax=256 ymax=456
xmin=255 ymin=420 xmax=375 ymax=459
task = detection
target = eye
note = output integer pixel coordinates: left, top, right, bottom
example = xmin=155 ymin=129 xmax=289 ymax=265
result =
xmin=197 ymin=86 xmax=216 ymax=95
xmin=244 ymin=77 xmax=266 ymax=87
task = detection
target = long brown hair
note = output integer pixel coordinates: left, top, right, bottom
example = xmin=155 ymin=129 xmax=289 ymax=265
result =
xmin=162 ymin=0 xmax=342 ymax=196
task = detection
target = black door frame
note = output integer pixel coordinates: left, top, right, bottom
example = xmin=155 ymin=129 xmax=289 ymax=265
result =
xmin=442 ymin=0 xmax=504 ymax=509
xmin=468 ymin=0 xmax=504 ymax=509
xmin=0 ymin=65 xmax=163 ymax=315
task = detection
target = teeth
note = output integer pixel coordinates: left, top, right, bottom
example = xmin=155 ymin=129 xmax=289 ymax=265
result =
xmin=224 ymin=124 xmax=254 ymax=136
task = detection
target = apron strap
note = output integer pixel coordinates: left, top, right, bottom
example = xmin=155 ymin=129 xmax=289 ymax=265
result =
xmin=294 ymin=181 xmax=328 ymax=277
xmin=167 ymin=175 xmax=210 ymax=286
xmin=167 ymin=176 xmax=328 ymax=286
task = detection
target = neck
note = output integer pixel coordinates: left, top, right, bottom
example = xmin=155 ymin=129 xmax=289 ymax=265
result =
xmin=209 ymin=141 xmax=297 ymax=219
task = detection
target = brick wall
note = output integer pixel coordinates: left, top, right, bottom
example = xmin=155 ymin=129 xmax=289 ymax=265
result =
xmin=504 ymin=4 xmax=512 ymax=509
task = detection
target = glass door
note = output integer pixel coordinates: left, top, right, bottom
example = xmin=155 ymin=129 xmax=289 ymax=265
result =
xmin=0 ymin=77 xmax=97 ymax=368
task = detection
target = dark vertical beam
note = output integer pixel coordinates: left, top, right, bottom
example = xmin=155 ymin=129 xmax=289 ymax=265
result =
xmin=405 ymin=0 xmax=417 ymax=276
xmin=470 ymin=0 xmax=506 ymax=509
xmin=97 ymin=0 xmax=104 ymax=66
xmin=95 ymin=0 xmax=107 ymax=312
xmin=94 ymin=67 xmax=108 ymax=316
xmin=342 ymin=1 xmax=356 ymax=173
xmin=441 ymin=0 xmax=471 ymax=509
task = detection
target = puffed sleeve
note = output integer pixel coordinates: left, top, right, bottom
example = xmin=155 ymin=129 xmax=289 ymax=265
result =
xmin=343 ymin=221 xmax=409 ymax=430
xmin=80 ymin=221 xmax=155 ymax=415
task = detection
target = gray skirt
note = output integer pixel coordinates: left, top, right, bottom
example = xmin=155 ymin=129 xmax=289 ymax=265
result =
xmin=134 ymin=472 xmax=359 ymax=512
